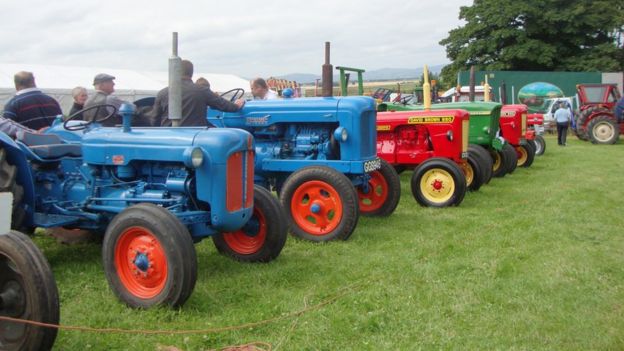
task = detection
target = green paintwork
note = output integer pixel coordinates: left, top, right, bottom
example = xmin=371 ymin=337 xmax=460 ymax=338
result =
xmin=378 ymin=101 xmax=505 ymax=150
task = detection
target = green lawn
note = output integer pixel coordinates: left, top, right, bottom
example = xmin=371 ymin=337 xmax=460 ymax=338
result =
xmin=35 ymin=134 xmax=624 ymax=350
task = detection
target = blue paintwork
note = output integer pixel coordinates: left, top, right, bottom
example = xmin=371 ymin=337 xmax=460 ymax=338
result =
xmin=0 ymin=104 xmax=254 ymax=238
xmin=207 ymin=96 xmax=379 ymax=189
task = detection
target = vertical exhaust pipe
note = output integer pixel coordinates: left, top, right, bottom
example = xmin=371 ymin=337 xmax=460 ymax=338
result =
xmin=469 ymin=66 xmax=475 ymax=102
xmin=423 ymin=65 xmax=431 ymax=110
xmin=168 ymin=32 xmax=182 ymax=127
xmin=322 ymin=42 xmax=333 ymax=97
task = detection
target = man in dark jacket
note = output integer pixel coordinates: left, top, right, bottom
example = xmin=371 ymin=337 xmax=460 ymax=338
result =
xmin=2 ymin=71 xmax=62 ymax=130
xmin=150 ymin=60 xmax=245 ymax=126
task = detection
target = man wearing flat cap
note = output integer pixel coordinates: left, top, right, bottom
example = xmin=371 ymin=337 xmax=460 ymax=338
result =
xmin=83 ymin=73 xmax=131 ymax=126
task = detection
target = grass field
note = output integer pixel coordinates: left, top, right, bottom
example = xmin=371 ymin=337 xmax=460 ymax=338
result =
xmin=34 ymin=134 xmax=624 ymax=350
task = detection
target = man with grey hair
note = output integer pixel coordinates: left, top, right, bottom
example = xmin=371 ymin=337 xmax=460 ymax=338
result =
xmin=2 ymin=71 xmax=62 ymax=130
xmin=68 ymin=86 xmax=88 ymax=120
xmin=151 ymin=59 xmax=244 ymax=127
xmin=83 ymin=73 xmax=131 ymax=126
xmin=250 ymin=78 xmax=278 ymax=100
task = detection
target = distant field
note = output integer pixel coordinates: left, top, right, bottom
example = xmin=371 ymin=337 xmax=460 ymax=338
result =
xmin=35 ymin=135 xmax=624 ymax=350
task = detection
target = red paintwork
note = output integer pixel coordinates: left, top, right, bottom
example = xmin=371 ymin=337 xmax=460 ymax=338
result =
xmin=500 ymin=104 xmax=528 ymax=146
xmin=576 ymin=84 xmax=623 ymax=135
xmin=376 ymin=109 xmax=469 ymax=168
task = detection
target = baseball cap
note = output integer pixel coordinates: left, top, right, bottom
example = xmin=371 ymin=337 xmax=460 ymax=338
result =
xmin=93 ymin=73 xmax=115 ymax=85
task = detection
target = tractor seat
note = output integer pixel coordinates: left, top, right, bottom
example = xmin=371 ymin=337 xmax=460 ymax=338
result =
xmin=16 ymin=131 xmax=82 ymax=159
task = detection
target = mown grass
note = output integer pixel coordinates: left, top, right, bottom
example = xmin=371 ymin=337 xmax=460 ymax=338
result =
xmin=34 ymin=134 xmax=624 ymax=350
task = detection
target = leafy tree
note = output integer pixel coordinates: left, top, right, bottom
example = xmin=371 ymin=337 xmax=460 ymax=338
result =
xmin=439 ymin=0 xmax=624 ymax=85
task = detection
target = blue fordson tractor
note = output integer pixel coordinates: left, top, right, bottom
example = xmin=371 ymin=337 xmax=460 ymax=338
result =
xmin=208 ymin=95 xmax=401 ymax=242
xmin=0 ymin=104 xmax=287 ymax=308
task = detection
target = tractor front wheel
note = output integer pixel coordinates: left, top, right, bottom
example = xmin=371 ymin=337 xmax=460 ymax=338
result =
xmin=357 ymin=159 xmax=401 ymax=217
xmin=280 ymin=166 xmax=359 ymax=242
xmin=411 ymin=158 xmax=466 ymax=207
xmin=459 ymin=153 xmax=484 ymax=192
xmin=516 ymin=143 xmax=535 ymax=168
xmin=490 ymin=148 xmax=508 ymax=178
xmin=533 ymin=135 xmax=546 ymax=156
xmin=587 ymin=116 xmax=620 ymax=144
xmin=469 ymin=144 xmax=493 ymax=184
xmin=103 ymin=203 xmax=197 ymax=308
xmin=0 ymin=230 xmax=59 ymax=351
xmin=503 ymin=144 xmax=518 ymax=174
xmin=213 ymin=185 xmax=287 ymax=262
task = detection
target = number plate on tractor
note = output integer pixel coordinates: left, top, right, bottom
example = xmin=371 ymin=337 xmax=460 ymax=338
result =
xmin=364 ymin=158 xmax=382 ymax=173
xmin=461 ymin=152 xmax=468 ymax=158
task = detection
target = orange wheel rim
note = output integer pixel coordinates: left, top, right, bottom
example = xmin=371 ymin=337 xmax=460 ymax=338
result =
xmin=290 ymin=180 xmax=343 ymax=236
xmin=358 ymin=170 xmax=389 ymax=214
xmin=114 ymin=226 xmax=167 ymax=299
xmin=516 ymin=146 xmax=528 ymax=166
xmin=222 ymin=205 xmax=267 ymax=254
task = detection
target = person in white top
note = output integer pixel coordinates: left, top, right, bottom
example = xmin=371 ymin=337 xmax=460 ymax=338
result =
xmin=250 ymin=78 xmax=278 ymax=100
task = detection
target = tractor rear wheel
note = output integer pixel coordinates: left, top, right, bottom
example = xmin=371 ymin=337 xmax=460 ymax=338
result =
xmin=533 ymin=135 xmax=546 ymax=156
xmin=213 ymin=185 xmax=287 ymax=262
xmin=411 ymin=158 xmax=466 ymax=207
xmin=0 ymin=230 xmax=59 ymax=351
xmin=516 ymin=143 xmax=535 ymax=168
xmin=103 ymin=203 xmax=197 ymax=308
xmin=280 ymin=166 xmax=359 ymax=242
xmin=587 ymin=115 xmax=620 ymax=144
xmin=576 ymin=107 xmax=610 ymax=141
xmin=0 ymin=148 xmax=25 ymax=230
xmin=469 ymin=145 xmax=493 ymax=184
xmin=357 ymin=159 xmax=401 ymax=217
xmin=503 ymin=144 xmax=518 ymax=175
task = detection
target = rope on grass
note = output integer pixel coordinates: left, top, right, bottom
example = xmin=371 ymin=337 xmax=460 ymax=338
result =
xmin=0 ymin=280 xmax=365 ymax=336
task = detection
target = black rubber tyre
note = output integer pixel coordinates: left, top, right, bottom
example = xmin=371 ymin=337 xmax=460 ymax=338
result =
xmin=503 ymin=143 xmax=518 ymax=175
xmin=469 ymin=144 xmax=493 ymax=184
xmin=516 ymin=143 xmax=535 ymax=168
xmin=490 ymin=148 xmax=508 ymax=178
xmin=393 ymin=165 xmax=407 ymax=175
xmin=213 ymin=186 xmax=287 ymax=262
xmin=459 ymin=153 xmax=484 ymax=192
xmin=357 ymin=159 xmax=401 ymax=217
xmin=0 ymin=148 xmax=26 ymax=230
xmin=533 ymin=135 xmax=546 ymax=156
xmin=0 ymin=230 xmax=59 ymax=351
xmin=411 ymin=157 xmax=467 ymax=207
xmin=587 ymin=115 xmax=620 ymax=144
xmin=279 ymin=166 xmax=359 ymax=242
xmin=103 ymin=203 xmax=197 ymax=308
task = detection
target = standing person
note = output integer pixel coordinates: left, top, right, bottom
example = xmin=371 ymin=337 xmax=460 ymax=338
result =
xmin=83 ymin=73 xmax=132 ymax=126
xmin=250 ymin=78 xmax=278 ymax=100
xmin=195 ymin=77 xmax=210 ymax=88
xmin=150 ymin=59 xmax=245 ymax=127
xmin=615 ymin=94 xmax=624 ymax=122
xmin=554 ymin=102 xmax=571 ymax=146
xmin=68 ymin=86 xmax=88 ymax=119
xmin=2 ymin=71 xmax=62 ymax=130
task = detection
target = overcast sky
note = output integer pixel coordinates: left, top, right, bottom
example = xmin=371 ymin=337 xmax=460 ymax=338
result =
xmin=0 ymin=0 xmax=472 ymax=78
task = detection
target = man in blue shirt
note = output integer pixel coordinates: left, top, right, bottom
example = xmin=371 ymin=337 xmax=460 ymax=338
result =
xmin=554 ymin=102 xmax=572 ymax=146
xmin=2 ymin=71 xmax=62 ymax=130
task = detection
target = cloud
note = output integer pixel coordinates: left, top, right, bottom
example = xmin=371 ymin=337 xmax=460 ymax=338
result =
xmin=0 ymin=0 xmax=471 ymax=77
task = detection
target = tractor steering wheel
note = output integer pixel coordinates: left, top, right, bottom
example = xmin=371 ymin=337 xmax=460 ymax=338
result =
xmin=220 ymin=88 xmax=245 ymax=102
xmin=63 ymin=104 xmax=118 ymax=131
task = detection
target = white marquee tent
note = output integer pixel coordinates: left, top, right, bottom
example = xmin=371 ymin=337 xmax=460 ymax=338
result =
xmin=0 ymin=63 xmax=250 ymax=114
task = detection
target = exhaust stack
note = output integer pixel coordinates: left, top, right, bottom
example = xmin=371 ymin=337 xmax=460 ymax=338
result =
xmin=321 ymin=42 xmax=333 ymax=97
xmin=168 ymin=32 xmax=182 ymax=127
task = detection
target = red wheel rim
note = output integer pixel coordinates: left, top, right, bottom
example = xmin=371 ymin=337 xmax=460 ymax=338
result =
xmin=290 ymin=180 xmax=343 ymax=236
xmin=114 ymin=226 xmax=167 ymax=299
xmin=222 ymin=205 xmax=267 ymax=254
xmin=358 ymin=170 xmax=389 ymax=214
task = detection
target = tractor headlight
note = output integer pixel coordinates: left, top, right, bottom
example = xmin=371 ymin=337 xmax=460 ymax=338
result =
xmin=183 ymin=147 xmax=204 ymax=168
xmin=446 ymin=130 xmax=454 ymax=141
xmin=334 ymin=127 xmax=348 ymax=142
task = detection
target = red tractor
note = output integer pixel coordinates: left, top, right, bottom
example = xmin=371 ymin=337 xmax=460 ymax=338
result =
xmin=526 ymin=113 xmax=546 ymax=155
xmin=574 ymin=84 xmax=623 ymax=144
xmin=500 ymin=104 xmax=536 ymax=168
xmin=376 ymin=109 xmax=475 ymax=207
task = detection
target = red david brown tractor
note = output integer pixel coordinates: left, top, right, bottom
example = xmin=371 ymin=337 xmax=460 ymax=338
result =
xmin=573 ymin=83 xmax=623 ymax=144
xmin=526 ymin=113 xmax=546 ymax=155
xmin=0 ymin=104 xmax=288 ymax=309
xmin=499 ymin=104 xmax=536 ymax=168
xmin=376 ymin=109 xmax=471 ymax=207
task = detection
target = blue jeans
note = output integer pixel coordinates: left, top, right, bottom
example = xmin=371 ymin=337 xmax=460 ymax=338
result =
xmin=557 ymin=122 xmax=568 ymax=145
